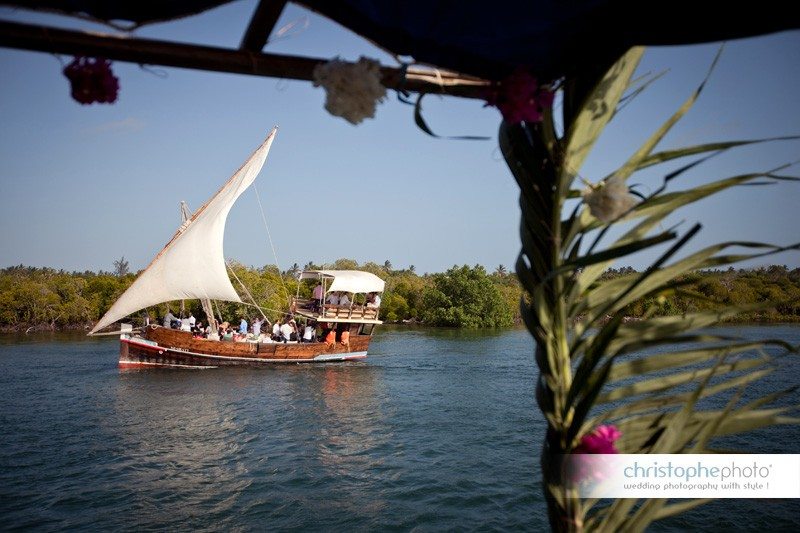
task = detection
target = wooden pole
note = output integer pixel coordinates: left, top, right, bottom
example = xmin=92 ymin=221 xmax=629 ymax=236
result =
xmin=240 ymin=0 xmax=288 ymax=52
xmin=0 ymin=19 xmax=490 ymax=99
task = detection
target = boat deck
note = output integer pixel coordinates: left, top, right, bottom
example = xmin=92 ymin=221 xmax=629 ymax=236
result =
xmin=292 ymin=298 xmax=382 ymax=324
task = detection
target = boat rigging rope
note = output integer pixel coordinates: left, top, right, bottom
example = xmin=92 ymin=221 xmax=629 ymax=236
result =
xmin=227 ymin=261 xmax=271 ymax=325
xmin=236 ymin=301 xmax=295 ymax=319
xmin=213 ymin=299 xmax=223 ymax=324
xmin=253 ymin=183 xmax=291 ymax=307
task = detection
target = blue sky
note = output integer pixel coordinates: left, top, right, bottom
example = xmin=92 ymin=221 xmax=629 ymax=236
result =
xmin=1 ymin=1 xmax=798 ymax=275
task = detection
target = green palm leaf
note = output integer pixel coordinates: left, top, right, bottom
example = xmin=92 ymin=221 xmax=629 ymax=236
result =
xmin=509 ymin=44 xmax=800 ymax=532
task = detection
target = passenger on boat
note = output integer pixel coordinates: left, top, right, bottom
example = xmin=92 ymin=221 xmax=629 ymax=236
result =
xmin=366 ymin=292 xmax=381 ymax=308
xmin=340 ymin=329 xmax=350 ymax=351
xmin=279 ymin=320 xmax=293 ymax=343
xmin=252 ymin=317 xmax=263 ymax=337
xmin=339 ymin=292 xmax=351 ymax=306
xmin=324 ymin=327 xmax=336 ymax=347
xmin=163 ymin=310 xmax=177 ymax=328
xmin=272 ymin=320 xmax=281 ymax=340
xmin=239 ymin=317 xmax=248 ymax=334
xmin=326 ymin=291 xmax=340 ymax=305
xmin=180 ymin=315 xmax=191 ymax=331
xmin=188 ymin=313 xmax=196 ymax=329
xmin=302 ymin=321 xmax=315 ymax=343
xmin=313 ymin=283 xmax=324 ymax=310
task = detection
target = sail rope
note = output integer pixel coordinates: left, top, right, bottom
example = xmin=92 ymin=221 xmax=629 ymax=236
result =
xmin=213 ymin=299 xmax=225 ymax=325
xmin=253 ymin=183 xmax=291 ymax=307
xmin=227 ymin=261 xmax=271 ymax=325
xmin=235 ymin=301 xmax=296 ymax=319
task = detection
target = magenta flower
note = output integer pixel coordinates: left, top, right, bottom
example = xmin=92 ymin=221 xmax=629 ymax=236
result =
xmin=568 ymin=425 xmax=622 ymax=484
xmin=63 ymin=57 xmax=119 ymax=105
xmin=574 ymin=425 xmax=622 ymax=454
xmin=485 ymin=67 xmax=554 ymax=124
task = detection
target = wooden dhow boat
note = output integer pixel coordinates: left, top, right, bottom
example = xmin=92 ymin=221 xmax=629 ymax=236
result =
xmin=89 ymin=128 xmax=384 ymax=367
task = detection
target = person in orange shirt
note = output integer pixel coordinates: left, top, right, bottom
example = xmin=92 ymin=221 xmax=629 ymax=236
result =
xmin=340 ymin=329 xmax=350 ymax=351
xmin=324 ymin=327 xmax=336 ymax=348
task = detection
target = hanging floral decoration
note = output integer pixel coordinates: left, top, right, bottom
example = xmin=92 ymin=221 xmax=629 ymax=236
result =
xmin=313 ymin=56 xmax=387 ymax=125
xmin=568 ymin=425 xmax=622 ymax=484
xmin=485 ymin=67 xmax=554 ymax=124
xmin=581 ymin=174 xmax=639 ymax=223
xmin=573 ymin=425 xmax=622 ymax=455
xmin=63 ymin=56 xmax=120 ymax=105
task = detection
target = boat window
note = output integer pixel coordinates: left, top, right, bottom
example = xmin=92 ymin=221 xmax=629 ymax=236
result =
xmin=359 ymin=323 xmax=375 ymax=335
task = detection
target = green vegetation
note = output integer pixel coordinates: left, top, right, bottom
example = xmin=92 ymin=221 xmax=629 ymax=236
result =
xmin=421 ymin=265 xmax=513 ymax=328
xmin=1 ymin=261 xmax=799 ymax=332
xmin=597 ymin=265 xmax=800 ymax=322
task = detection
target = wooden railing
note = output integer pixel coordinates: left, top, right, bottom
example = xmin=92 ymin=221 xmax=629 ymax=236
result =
xmin=291 ymin=297 xmax=379 ymax=321
xmin=321 ymin=304 xmax=379 ymax=320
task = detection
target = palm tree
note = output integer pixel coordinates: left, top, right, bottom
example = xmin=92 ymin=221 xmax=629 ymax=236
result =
xmin=384 ymin=260 xmax=392 ymax=271
xmin=494 ymin=264 xmax=507 ymax=277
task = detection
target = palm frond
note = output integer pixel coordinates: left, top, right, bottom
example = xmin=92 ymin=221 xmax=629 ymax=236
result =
xmin=509 ymin=44 xmax=800 ymax=532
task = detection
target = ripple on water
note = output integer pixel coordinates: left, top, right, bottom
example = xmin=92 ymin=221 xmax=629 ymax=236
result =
xmin=2 ymin=327 xmax=799 ymax=530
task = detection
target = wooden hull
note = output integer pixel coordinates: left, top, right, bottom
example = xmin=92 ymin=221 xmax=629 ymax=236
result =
xmin=119 ymin=325 xmax=371 ymax=368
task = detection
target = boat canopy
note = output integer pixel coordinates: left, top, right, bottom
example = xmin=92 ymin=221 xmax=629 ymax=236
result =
xmin=300 ymin=270 xmax=385 ymax=294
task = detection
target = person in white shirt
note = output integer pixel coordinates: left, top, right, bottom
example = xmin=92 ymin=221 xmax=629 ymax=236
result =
xmin=326 ymin=292 xmax=340 ymax=305
xmin=188 ymin=313 xmax=196 ymax=328
xmin=280 ymin=321 xmax=293 ymax=342
xmin=303 ymin=322 xmax=315 ymax=342
xmin=272 ymin=321 xmax=281 ymax=339
xmin=253 ymin=317 xmax=263 ymax=336
xmin=366 ymin=292 xmax=382 ymax=308
xmin=339 ymin=293 xmax=351 ymax=306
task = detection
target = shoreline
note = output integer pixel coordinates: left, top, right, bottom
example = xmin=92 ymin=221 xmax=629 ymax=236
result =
xmin=3 ymin=317 xmax=800 ymax=335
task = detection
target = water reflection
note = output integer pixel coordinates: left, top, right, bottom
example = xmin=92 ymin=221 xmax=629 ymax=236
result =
xmin=304 ymin=365 xmax=394 ymax=521
xmin=109 ymin=371 xmax=253 ymax=529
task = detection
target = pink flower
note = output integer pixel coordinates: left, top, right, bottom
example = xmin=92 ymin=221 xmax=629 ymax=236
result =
xmin=63 ymin=57 xmax=119 ymax=105
xmin=568 ymin=425 xmax=622 ymax=484
xmin=485 ymin=68 xmax=554 ymax=124
xmin=574 ymin=425 xmax=622 ymax=454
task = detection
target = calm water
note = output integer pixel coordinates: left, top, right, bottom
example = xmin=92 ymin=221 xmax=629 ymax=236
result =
xmin=1 ymin=326 xmax=798 ymax=531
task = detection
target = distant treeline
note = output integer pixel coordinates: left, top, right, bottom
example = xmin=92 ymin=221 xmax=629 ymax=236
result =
xmin=1 ymin=260 xmax=799 ymax=332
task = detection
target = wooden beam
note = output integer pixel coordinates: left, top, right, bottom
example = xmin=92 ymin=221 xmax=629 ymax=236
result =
xmin=240 ymin=0 xmax=287 ymax=52
xmin=0 ymin=19 xmax=490 ymax=99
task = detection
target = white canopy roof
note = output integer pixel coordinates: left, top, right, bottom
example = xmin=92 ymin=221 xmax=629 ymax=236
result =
xmin=300 ymin=270 xmax=385 ymax=294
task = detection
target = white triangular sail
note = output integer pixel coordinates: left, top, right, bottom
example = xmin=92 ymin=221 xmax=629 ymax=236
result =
xmin=90 ymin=128 xmax=277 ymax=334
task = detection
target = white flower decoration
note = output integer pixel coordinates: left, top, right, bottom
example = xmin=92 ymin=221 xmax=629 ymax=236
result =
xmin=581 ymin=175 xmax=638 ymax=223
xmin=312 ymin=57 xmax=387 ymax=125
